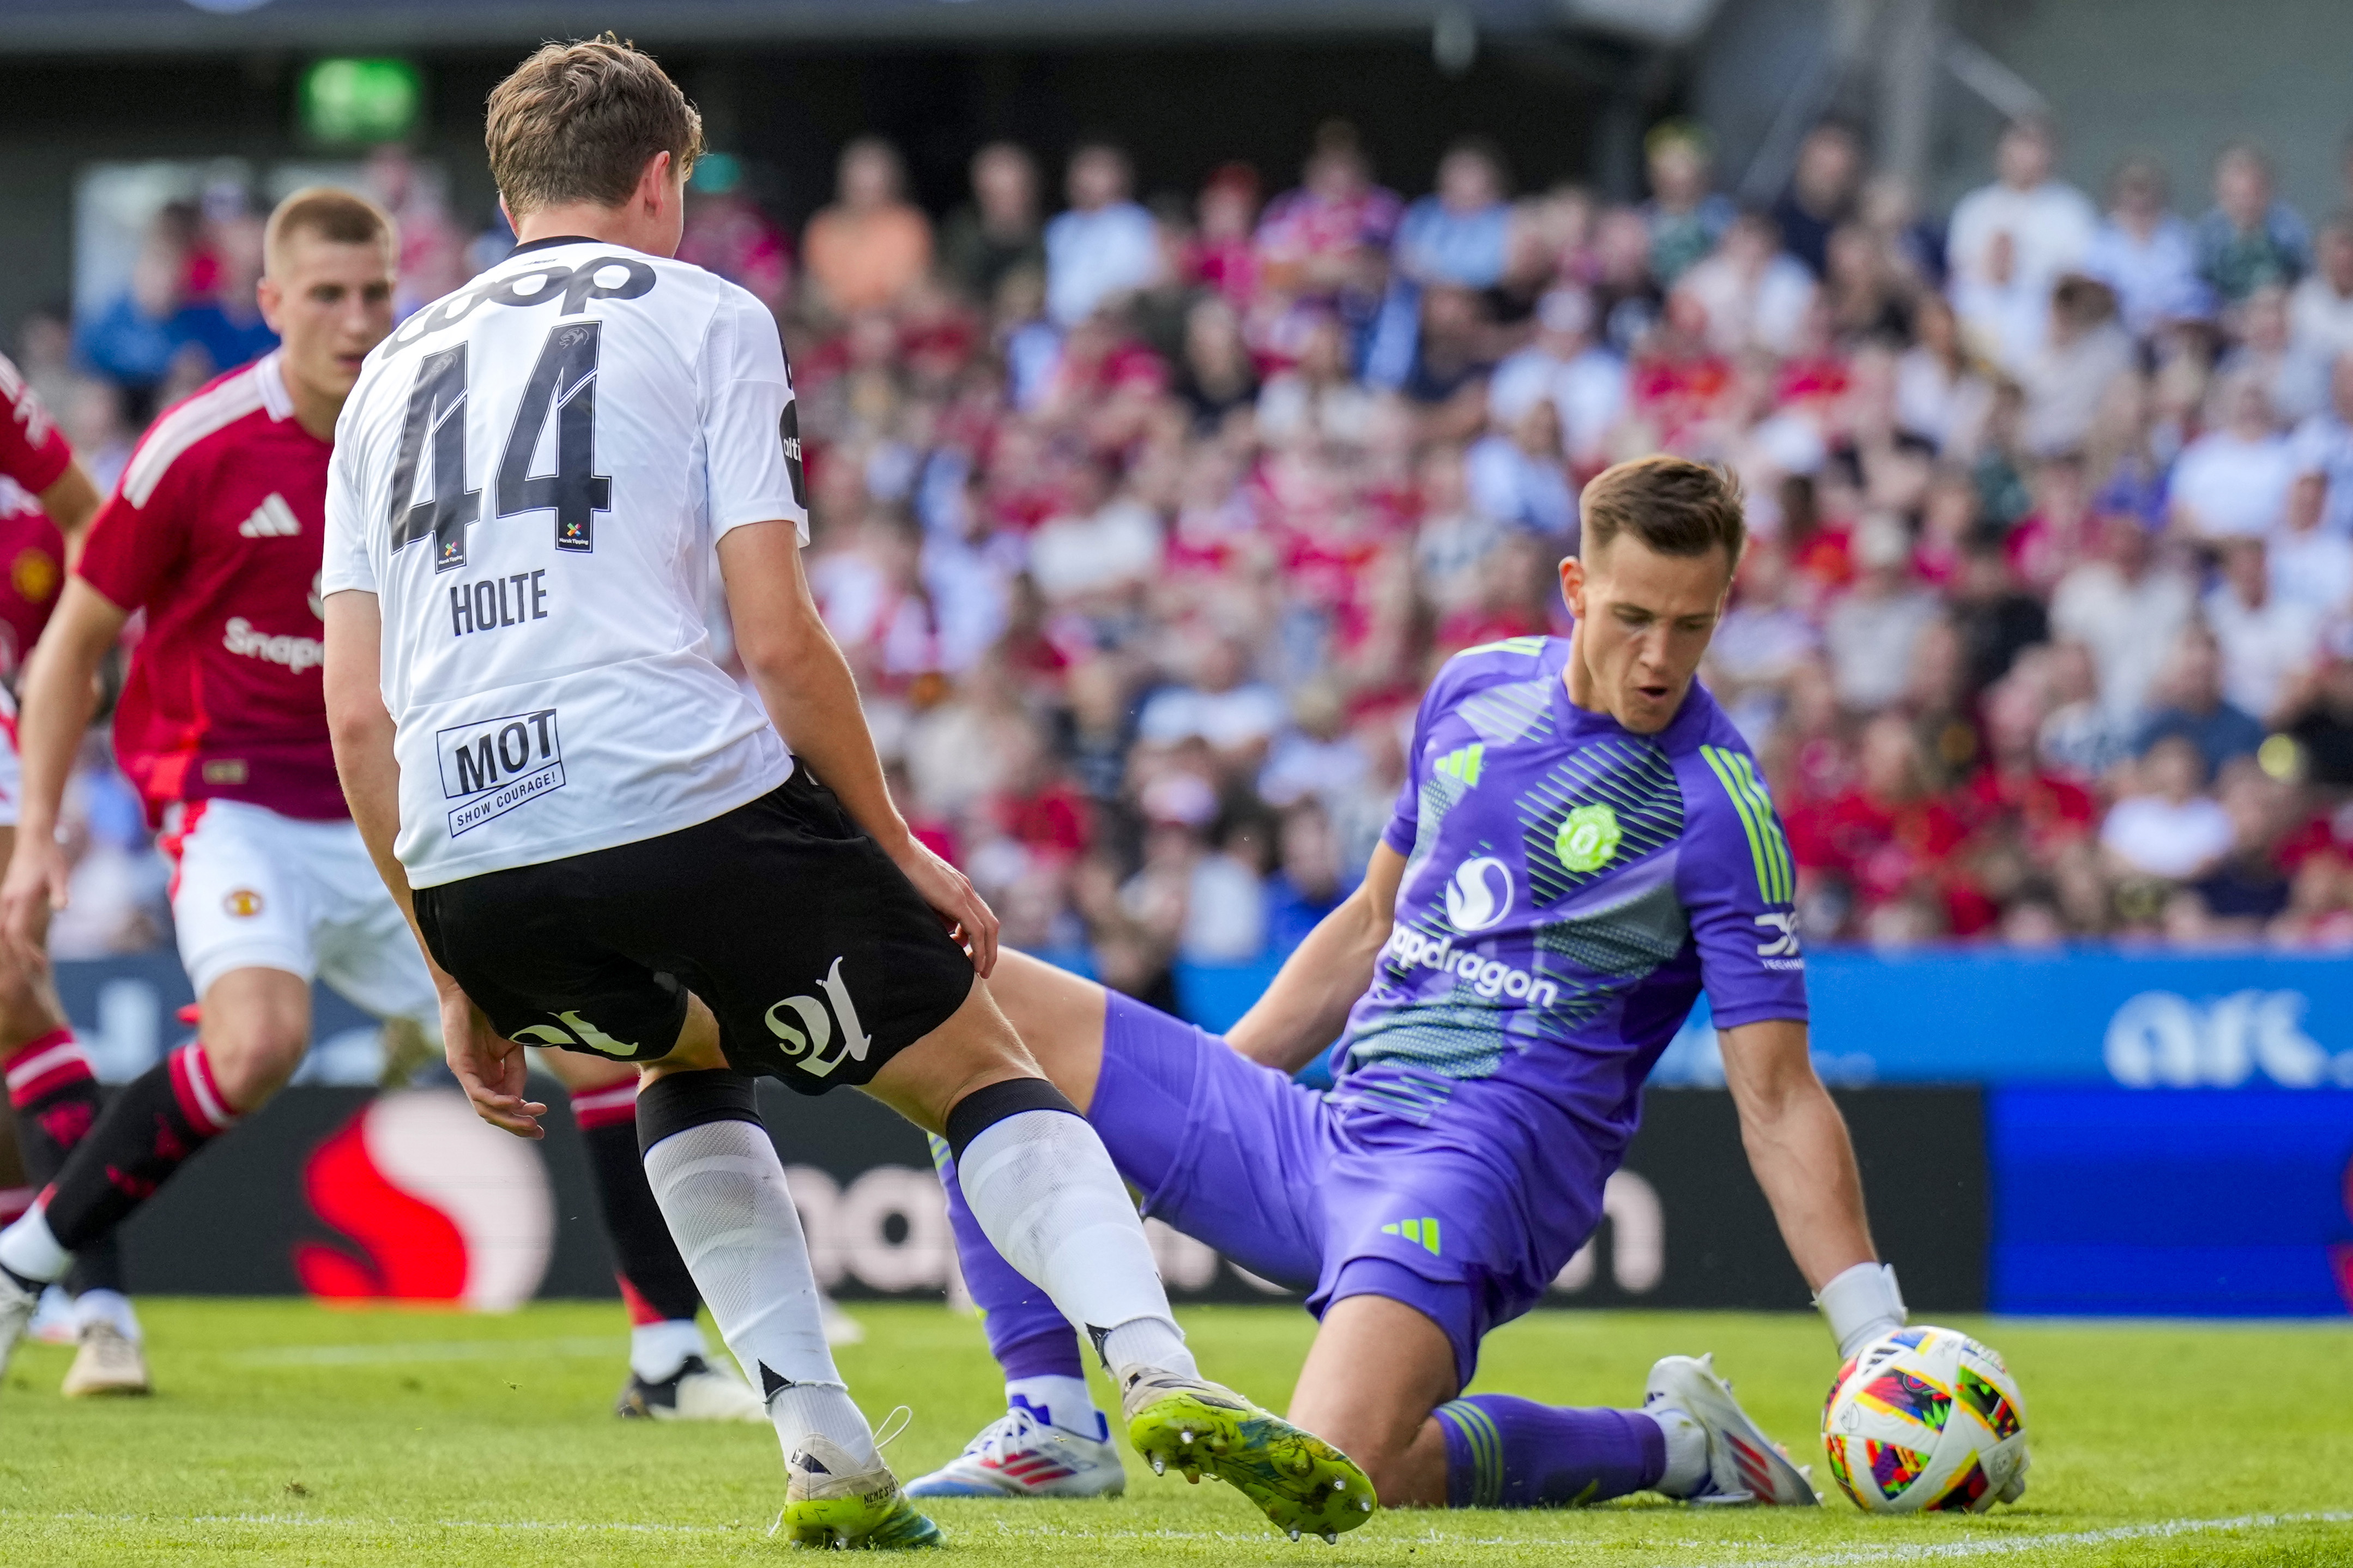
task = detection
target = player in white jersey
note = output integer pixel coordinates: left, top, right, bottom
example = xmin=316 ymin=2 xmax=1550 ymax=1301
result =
xmin=322 ymin=38 xmax=1375 ymax=1548
xmin=0 ymin=192 xmax=760 ymax=1421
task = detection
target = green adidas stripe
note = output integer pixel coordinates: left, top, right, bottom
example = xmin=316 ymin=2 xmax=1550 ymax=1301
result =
xmin=1436 ymin=743 xmax=1484 ymax=787
xmin=1701 ymin=746 xmax=1793 ymax=904
xmin=1456 ymin=634 xmax=1548 ymax=659
xmin=1439 ymin=1400 xmax=1505 ymax=1506
xmin=1726 ymin=751 xmax=1795 ymax=903
xmin=1699 ymin=746 xmax=1774 ymax=901
xmin=1471 ymin=1403 xmax=1503 ymax=1505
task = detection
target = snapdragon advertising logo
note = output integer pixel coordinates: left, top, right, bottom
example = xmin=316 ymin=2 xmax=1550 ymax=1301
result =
xmin=294 ymin=1091 xmax=553 ymax=1309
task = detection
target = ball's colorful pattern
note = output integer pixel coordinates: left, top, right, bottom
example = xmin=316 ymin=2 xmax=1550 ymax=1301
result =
xmin=1822 ymin=1325 xmax=2029 ymax=1514
xmin=1865 ymin=1439 xmax=1927 ymax=1500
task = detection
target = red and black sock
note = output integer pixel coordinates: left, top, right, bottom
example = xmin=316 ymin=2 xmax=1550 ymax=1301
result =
xmin=572 ymin=1080 xmax=703 ymax=1325
xmin=6 ymin=1029 xmax=102 ymax=1188
xmin=2 ymin=1031 xmax=124 ymax=1294
xmin=41 ymin=1042 xmax=237 ymax=1254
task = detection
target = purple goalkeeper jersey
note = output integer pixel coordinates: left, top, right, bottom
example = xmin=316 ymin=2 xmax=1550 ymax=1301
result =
xmin=1335 ymin=633 xmax=1807 ymax=1159
xmin=937 ymin=633 xmax=1814 ymax=1382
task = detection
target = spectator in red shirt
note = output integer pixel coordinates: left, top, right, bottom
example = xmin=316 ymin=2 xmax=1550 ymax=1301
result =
xmin=1967 ymin=667 xmax=2098 ymax=857
xmin=990 ymin=716 xmax=1094 ymax=861
xmin=1788 ymin=712 xmax=1995 ymax=937
xmin=1254 ymin=120 xmax=1402 ymax=303
xmin=1193 ymin=164 xmax=1261 ymax=309
xmin=2003 ymin=453 xmax=2092 ymax=594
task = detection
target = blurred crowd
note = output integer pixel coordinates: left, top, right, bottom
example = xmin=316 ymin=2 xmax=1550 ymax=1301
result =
xmin=29 ymin=114 xmax=2353 ymax=980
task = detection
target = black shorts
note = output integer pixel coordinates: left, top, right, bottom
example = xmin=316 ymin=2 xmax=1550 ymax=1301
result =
xmin=413 ymin=769 xmax=976 ymax=1093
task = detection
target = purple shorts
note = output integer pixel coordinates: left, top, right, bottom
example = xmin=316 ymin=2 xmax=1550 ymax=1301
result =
xmin=1093 ymin=993 xmax=1584 ymax=1389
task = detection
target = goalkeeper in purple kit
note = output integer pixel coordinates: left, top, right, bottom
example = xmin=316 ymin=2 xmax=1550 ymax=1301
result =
xmin=910 ymin=456 xmax=1968 ymax=1513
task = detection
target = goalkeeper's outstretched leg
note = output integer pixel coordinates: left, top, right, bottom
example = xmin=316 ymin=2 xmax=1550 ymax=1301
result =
xmin=913 ymin=952 xmax=1820 ymax=1509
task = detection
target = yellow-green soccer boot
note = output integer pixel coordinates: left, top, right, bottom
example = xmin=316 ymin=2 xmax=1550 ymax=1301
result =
xmin=1121 ymin=1369 xmax=1378 ymax=1541
xmin=778 ymin=1435 xmax=943 ymax=1549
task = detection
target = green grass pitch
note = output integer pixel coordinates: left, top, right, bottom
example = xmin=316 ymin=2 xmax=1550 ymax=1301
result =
xmin=0 ymin=1300 xmax=2345 ymax=1566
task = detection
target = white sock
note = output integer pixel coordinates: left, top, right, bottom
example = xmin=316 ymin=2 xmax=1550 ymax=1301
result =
xmin=72 ymin=1289 xmax=140 ymax=1342
xmin=630 ymin=1318 xmax=707 ymax=1383
xmin=1649 ymin=1406 xmax=1710 ymax=1497
xmin=1101 ymin=1317 xmax=1194 ymax=1377
xmin=773 ymin=1382 xmax=882 ymax=1462
xmin=956 ymin=1107 xmax=1196 ymax=1381
xmin=0 ymin=1204 xmax=70 ymax=1286
xmin=641 ymin=1119 xmax=878 ymax=1469
xmin=1009 ymin=1374 xmax=1105 ymax=1440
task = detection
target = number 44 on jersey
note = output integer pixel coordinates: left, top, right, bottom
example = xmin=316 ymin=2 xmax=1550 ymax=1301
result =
xmin=387 ymin=323 xmax=609 ymax=573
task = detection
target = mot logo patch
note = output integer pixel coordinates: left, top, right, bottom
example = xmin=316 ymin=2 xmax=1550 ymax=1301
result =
xmin=436 ymin=708 xmax=564 ymax=837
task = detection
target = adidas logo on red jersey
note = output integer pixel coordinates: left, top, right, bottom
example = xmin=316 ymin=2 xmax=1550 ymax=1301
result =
xmin=238 ymin=494 xmax=302 ymax=538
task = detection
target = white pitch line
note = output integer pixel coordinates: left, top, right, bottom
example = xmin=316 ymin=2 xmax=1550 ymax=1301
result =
xmin=0 ymin=1509 xmax=740 ymax=1537
xmin=2 ymin=1506 xmax=2347 ymax=1558
xmin=229 ymin=1336 xmax=626 ymax=1367
xmin=1761 ymin=1510 xmax=2353 ymax=1566
xmin=965 ymin=1510 xmax=2353 ymax=1560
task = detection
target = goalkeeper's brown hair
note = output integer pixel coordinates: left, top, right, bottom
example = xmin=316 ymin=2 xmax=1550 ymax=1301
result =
xmin=486 ymin=35 xmax=703 ymax=216
xmin=1578 ymin=455 xmax=1747 ymax=566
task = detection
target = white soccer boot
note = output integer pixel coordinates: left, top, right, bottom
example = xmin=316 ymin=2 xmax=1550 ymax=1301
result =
xmin=614 ymin=1353 xmax=766 ymax=1422
xmin=0 ymin=1266 xmax=37 ymax=1381
xmin=1996 ymin=1450 xmax=2030 ymax=1504
xmin=28 ymin=1284 xmax=78 ymax=1345
xmin=62 ymin=1319 xmax=152 ymax=1397
xmin=904 ymin=1402 xmax=1128 ymax=1499
xmin=777 ymin=1433 xmax=942 ymax=1549
xmin=1644 ymin=1353 xmax=1819 ymax=1505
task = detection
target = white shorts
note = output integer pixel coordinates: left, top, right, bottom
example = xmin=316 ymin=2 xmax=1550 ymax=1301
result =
xmin=161 ymin=798 xmax=437 ymax=1022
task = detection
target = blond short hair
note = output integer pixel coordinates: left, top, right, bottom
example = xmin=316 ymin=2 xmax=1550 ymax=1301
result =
xmin=486 ymin=35 xmax=703 ymax=216
xmin=263 ymin=187 xmax=396 ymax=278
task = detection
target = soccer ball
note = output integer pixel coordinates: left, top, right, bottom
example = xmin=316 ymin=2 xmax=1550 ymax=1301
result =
xmin=1820 ymin=1325 xmax=2029 ymax=1513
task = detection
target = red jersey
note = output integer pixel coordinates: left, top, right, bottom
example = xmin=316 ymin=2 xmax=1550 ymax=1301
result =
xmin=0 ymin=353 xmax=72 ymax=680
xmin=0 ymin=352 xmax=72 ymax=499
xmin=76 ymin=353 xmax=343 ymax=826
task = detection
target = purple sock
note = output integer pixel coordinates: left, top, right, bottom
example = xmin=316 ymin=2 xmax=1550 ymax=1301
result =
xmin=930 ymin=1134 xmax=1084 ymax=1372
xmin=997 ymin=1324 xmax=1086 ymax=1382
xmin=1433 ymin=1396 xmax=1666 ymax=1508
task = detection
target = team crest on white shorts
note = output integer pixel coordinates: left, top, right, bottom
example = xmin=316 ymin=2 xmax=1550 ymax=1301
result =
xmin=224 ymin=888 xmax=264 ymax=917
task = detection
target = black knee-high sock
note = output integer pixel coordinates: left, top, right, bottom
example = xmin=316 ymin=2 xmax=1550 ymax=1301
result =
xmin=572 ymin=1080 xmax=703 ymax=1325
xmin=40 ymin=1043 xmax=237 ymax=1260
xmin=3 ymin=1032 xmax=131 ymax=1298
xmin=7 ymin=1028 xmax=102 ymax=1190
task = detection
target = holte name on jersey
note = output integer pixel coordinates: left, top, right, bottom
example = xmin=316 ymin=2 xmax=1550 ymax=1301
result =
xmin=449 ymin=570 xmax=549 ymax=638
xmin=437 ymin=708 xmax=563 ymax=836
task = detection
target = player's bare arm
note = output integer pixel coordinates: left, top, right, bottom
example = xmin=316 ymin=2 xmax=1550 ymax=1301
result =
xmin=322 ymin=588 xmax=547 ymax=1139
xmin=1224 ymin=840 xmax=1403 ymax=1072
xmin=0 ymin=579 xmax=129 ymax=968
xmin=33 ymin=462 xmax=102 ymax=553
xmin=1716 ymin=1019 xmax=1878 ymax=1288
xmin=717 ymin=517 xmax=1000 ymax=976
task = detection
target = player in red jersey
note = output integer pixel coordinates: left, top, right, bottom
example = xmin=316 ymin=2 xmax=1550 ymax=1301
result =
xmin=0 ymin=350 xmax=141 ymax=1395
xmin=0 ymin=192 xmax=761 ymax=1418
